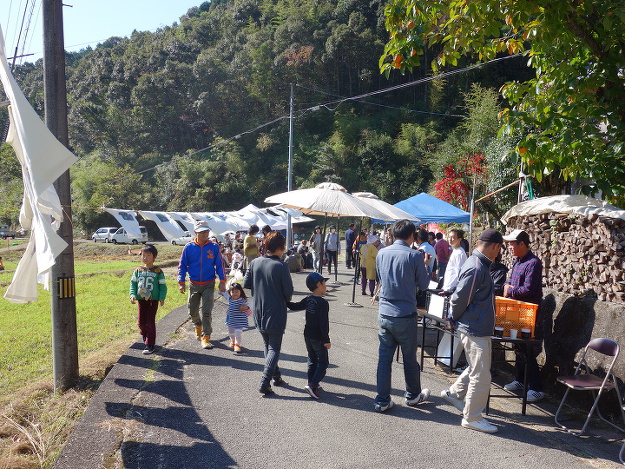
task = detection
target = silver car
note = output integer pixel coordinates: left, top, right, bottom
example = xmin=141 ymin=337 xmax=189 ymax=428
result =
xmin=91 ymin=227 xmax=118 ymax=243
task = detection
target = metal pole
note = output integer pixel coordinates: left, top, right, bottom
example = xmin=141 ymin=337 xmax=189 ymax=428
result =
xmin=43 ymin=0 xmax=78 ymax=391
xmin=286 ymin=83 xmax=294 ymax=247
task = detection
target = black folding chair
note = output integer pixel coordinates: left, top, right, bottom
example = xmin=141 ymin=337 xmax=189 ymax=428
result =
xmin=554 ymin=338 xmax=625 ymax=436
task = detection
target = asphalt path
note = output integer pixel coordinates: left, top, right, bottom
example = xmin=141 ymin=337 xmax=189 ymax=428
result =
xmin=55 ymin=269 xmax=623 ymax=468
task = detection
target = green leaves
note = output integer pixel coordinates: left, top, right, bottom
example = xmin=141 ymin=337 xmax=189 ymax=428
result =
xmin=381 ymin=0 xmax=625 ymax=202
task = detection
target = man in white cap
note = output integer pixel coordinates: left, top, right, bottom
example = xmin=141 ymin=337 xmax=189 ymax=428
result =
xmin=502 ymin=229 xmax=545 ymax=403
xmin=441 ymin=228 xmax=504 ymax=433
xmin=178 ymin=220 xmax=227 ymax=349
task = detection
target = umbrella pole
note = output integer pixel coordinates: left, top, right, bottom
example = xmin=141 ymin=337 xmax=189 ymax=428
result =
xmin=335 ymin=216 xmax=339 ymax=283
xmin=345 ymin=217 xmax=363 ymax=307
xmin=320 ymin=214 xmax=328 ymax=274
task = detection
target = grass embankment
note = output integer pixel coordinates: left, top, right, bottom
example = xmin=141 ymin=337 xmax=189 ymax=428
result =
xmin=0 ymin=241 xmax=187 ymax=468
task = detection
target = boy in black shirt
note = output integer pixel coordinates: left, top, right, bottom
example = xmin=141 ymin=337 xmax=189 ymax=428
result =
xmin=288 ymin=272 xmax=331 ymax=399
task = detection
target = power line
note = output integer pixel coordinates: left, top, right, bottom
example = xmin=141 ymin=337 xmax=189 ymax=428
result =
xmin=75 ymin=55 xmax=521 ymax=197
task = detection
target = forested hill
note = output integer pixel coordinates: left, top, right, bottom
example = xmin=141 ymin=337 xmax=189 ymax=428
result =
xmin=0 ymin=0 xmax=531 ymax=232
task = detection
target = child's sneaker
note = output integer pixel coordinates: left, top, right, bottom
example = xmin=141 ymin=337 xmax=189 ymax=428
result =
xmin=228 ymin=340 xmax=235 ymax=349
xmin=305 ymin=384 xmax=320 ymax=399
xmin=233 ymin=344 xmax=242 ymax=353
xmin=142 ymin=345 xmax=155 ymax=355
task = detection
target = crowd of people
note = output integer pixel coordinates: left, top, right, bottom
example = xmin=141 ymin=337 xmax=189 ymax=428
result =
xmin=128 ymin=218 xmax=544 ymax=434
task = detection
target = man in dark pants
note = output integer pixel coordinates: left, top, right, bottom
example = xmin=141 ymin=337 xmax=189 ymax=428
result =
xmin=502 ymin=229 xmax=545 ymax=403
xmin=244 ymin=232 xmax=294 ymax=395
xmin=374 ymin=219 xmax=431 ymax=412
xmin=345 ymin=223 xmax=356 ymax=269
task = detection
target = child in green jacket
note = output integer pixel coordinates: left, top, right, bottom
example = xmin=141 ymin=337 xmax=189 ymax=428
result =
xmin=130 ymin=244 xmax=167 ymax=354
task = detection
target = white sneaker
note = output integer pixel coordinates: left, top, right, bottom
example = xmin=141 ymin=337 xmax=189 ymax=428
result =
xmin=461 ymin=418 xmax=498 ymax=434
xmin=440 ymin=389 xmax=465 ymax=412
xmin=527 ymin=390 xmax=545 ymax=403
xmin=374 ymin=400 xmax=394 ymax=413
xmin=503 ymin=380 xmax=523 ymax=391
xmin=406 ymin=388 xmax=430 ymax=406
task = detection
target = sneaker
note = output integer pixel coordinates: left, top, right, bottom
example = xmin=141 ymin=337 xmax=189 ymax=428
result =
xmin=233 ymin=344 xmax=242 ymax=353
xmin=142 ymin=346 xmax=154 ymax=355
xmin=461 ymin=418 xmax=498 ymax=434
xmin=526 ymin=390 xmax=546 ymax=403
xmin=406 ymin=388 xmax=431 ymax=406
xmin=195 ymin=326 xmax=202 ymax=340
xmin=228 ymin=340 xmax=235 ymax=349
xmin=201 ymin=335 xmax=213 ymax=349
xmin=374 ymin=400 xmax=394 ymax=413
xmin=440 ymin=389 xmax=465 ymax=412
xmin=259 ymin=385 xmax=274 ymax=395
xmin=273 ymin=377 xmax=288 ymax=387
xmin=503 ymin=380 xmax=523 ymax=391
xmin=305 ymin=384 xmax=320 ymax=399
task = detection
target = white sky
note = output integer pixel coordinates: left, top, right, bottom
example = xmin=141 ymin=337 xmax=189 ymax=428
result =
xmin=1 ymin=0 xmax=205 ymax=64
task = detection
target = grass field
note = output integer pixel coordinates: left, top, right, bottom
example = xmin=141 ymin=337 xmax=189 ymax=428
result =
xmin=0 ymin=241 xmax=189 ymax=467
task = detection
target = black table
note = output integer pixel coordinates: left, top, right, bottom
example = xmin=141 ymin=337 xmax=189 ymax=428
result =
xmin=415 ymin=309 xmax=459 ymax=371
xmin=487 ymin=336 xmax=542 ymax=416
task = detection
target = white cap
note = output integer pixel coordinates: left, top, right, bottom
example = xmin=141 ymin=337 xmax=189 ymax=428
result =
xmin=194 ymin=220 xmax=210 ymax=232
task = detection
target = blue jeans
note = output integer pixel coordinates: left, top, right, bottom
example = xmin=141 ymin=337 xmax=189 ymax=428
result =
xmin=375 ymin=314 xmax=422 ymax=405
xmin=259 ymin=332 xmax=283 ymax=388
xmin=305 ymin=337 xmax=329 ymax=387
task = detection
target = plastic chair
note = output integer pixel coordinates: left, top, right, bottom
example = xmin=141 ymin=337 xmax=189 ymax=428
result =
xmin=554 ymin=338 xmax=625 ymax=436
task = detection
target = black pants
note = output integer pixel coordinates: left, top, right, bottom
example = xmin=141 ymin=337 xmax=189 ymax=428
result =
xmin=326 ymin=250 xmax=337 ymax=274
xmin=346 ymin=249 xmax=354 ymax=268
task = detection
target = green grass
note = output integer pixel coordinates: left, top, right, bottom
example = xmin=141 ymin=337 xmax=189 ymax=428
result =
xmin=0 ymin=252 xmax=186 ymax=398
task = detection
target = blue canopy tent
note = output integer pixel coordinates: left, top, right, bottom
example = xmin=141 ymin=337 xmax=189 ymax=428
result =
xmin=392 ymin=192 xmax=470 ymax=224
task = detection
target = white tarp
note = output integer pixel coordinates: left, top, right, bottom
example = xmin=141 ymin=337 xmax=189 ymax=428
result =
xmin=501 ymin=195 xmax=625 ymax=224
xmin=1 ymin=26 xmax=78 ymax=303
xmin=138 ymin=210 xmax=185 ymax=241
xmin=105 ymin=208 xmax=142 ymax=236
xmin=191 ymin=212 xmax=240 ymax=234
xmin=169 ymin=212 xmax=197 ymax=232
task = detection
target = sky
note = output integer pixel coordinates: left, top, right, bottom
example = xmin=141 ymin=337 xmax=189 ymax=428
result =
xmin=1 ymin=0 xmax=205 ymax=64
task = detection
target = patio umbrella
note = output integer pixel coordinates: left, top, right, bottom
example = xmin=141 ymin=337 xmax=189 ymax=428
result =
xmin=352 ymin=192 xmax=421 ymax=223
xmin=265 ymin=183 xmax=391 ymax=282
xmin=264 ymin=186 xmax=391 ymax=219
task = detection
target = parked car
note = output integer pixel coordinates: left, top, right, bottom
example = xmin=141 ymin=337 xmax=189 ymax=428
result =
xmin=91 ymin=227 xmax=118 ymax=243
xmin=171 ymin=231 xmax=193 ymax=245
xmin=111 ymin=226 xmax=148 ymax=245
xmin=0 ymin=225 xmax=17 ymax=239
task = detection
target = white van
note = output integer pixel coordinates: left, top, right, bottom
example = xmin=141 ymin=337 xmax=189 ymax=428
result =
xmin=111 ymin=226 xmax=148 ymax=244
xmin=91 ymin=227 xmax=118 ymax=243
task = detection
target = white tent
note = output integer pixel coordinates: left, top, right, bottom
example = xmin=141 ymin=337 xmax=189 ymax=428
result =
xmin=138 ymin=210 xmax=186 ymax=241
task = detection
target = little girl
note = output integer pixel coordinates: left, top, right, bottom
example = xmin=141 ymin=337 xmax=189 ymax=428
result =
xmin=221 ymin=282 xmax=251 ymax=353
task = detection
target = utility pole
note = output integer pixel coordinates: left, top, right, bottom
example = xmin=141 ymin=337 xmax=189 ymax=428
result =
xmin=43 ymin=0 xmax=79 ymax=391
xmin=286 ymin=83 xmax=294 ymax=246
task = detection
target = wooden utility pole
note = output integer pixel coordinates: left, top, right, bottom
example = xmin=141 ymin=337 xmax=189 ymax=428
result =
xmin=43 ymin=0 xmax=78 ymax=391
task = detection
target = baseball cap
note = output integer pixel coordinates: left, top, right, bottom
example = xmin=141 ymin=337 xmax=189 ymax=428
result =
xmin=478 ymin=228 xmax=504 ymax=244
xmin=306 ymin=272 xmax=329 ymax=291
xmin=502 ymin=229 xmax=530 ymax=245
xmin=193 ymin=220 xmax=211 ymax=232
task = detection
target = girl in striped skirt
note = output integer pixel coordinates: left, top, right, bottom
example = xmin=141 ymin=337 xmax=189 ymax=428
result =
xmin=221 ymin=282 xmax=251 ymax=353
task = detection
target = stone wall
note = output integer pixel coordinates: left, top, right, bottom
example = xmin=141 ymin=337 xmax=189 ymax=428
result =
xmin=504 ymin=213 xmax=625 ymax=303
xmin=502 ymin=213 xmax=625 ymax=414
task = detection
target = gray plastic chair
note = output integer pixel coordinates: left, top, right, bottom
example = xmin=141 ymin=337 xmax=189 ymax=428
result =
xmin=554 ymin=338 xmax=625 ymax=436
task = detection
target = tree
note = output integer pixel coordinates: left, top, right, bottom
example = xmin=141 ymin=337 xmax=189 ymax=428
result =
xmin=380 ymin=0 xmax=625 ymax=202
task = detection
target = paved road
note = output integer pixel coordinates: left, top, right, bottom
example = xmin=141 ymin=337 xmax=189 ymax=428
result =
xmin=55 ymin=269 xmax=623 ymax=468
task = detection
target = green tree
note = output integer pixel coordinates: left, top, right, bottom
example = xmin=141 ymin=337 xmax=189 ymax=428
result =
xmin=380 ymin=0 xmax=625 ymax=202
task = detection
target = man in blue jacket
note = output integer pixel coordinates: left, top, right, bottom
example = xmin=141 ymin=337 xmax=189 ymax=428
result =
xmin=178 ymin=220 xmax=227 ymax=350
xmin=440 ymin=228 xmax=503 ymax=434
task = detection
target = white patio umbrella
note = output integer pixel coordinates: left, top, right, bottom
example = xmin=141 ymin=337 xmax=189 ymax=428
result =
xmin=264 ymin=186 xmax=391 ymax=220
xmin=265 ymin=183 xmax=392 ymax=284
xmin=352 ymin=192 xmax=421 ymax=223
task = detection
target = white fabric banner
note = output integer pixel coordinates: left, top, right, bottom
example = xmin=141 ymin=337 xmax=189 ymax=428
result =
xmin=138 ymin=210 xmax=185 ymax=241
xmin=1 ymin=26 xmax=78 ymax=303
xmin=168 ymin=212 xmax=197 ymax=232
xmin=104 ymin=208 xmax=142 ymax=237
